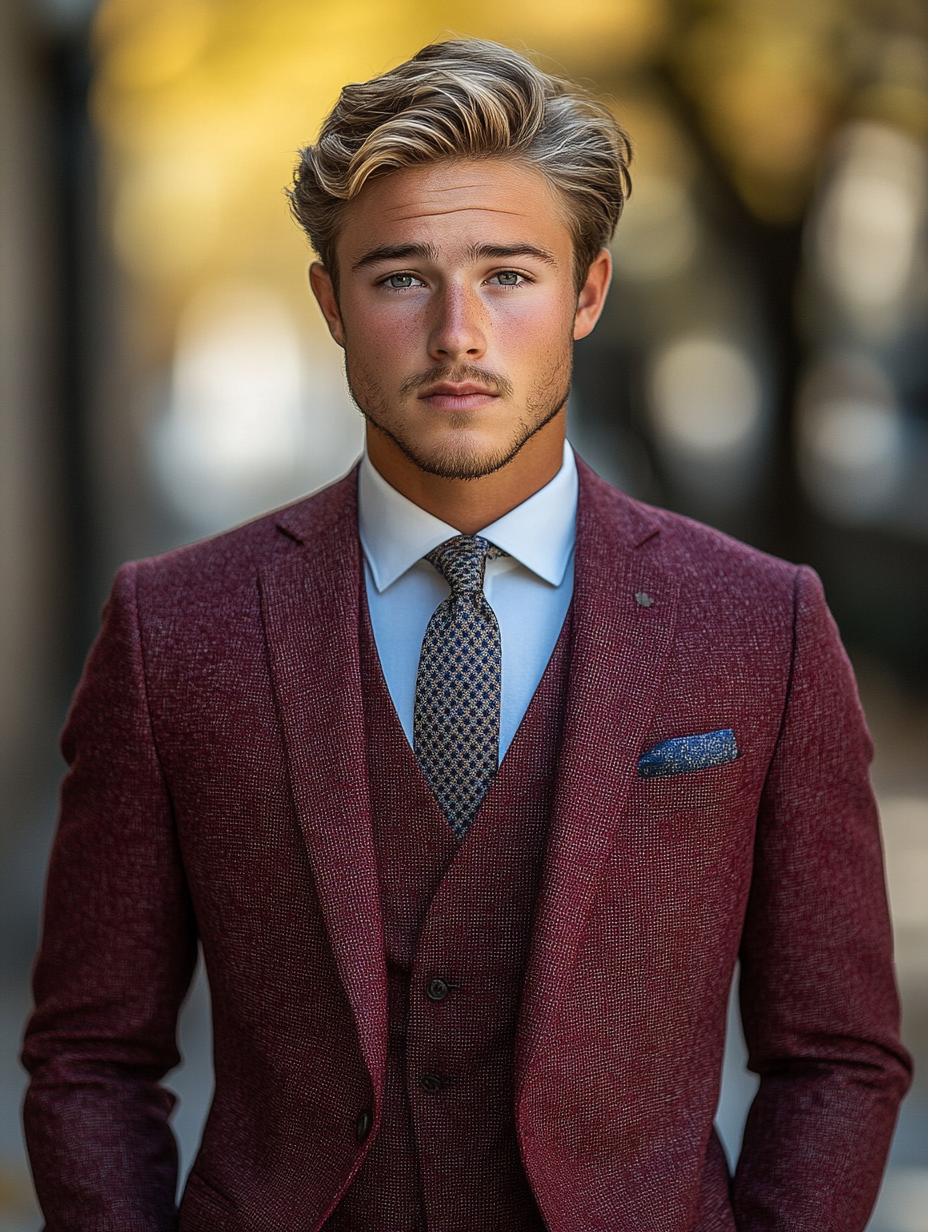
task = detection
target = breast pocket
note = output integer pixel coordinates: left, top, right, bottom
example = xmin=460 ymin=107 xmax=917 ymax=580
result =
xmin=631 ymin=753 xmax=748 ymax=812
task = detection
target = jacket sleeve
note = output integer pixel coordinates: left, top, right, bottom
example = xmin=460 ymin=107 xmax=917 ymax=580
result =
xmin=732 ymin=565 xmax=912 ymax=1231
xmin=22 ymin=562 xmax=198 ymax=1232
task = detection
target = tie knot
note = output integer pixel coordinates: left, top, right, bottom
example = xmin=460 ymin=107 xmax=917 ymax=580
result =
xmin=425 ymin=535 xmax=503 ymax=596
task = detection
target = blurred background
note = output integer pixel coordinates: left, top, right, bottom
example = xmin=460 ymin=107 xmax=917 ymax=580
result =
xmin=1 ymin=0 xmax=927 ymax=1227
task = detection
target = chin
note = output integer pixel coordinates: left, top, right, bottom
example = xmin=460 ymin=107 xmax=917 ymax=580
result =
xmin=394 ymin=424 xmax=527 ymax=482
xmin=358 ymin=379 xmax=565 ymax=481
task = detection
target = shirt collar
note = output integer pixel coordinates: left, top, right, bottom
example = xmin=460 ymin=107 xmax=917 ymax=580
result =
xmin=358 ymin=440 xmax=578 ymax=593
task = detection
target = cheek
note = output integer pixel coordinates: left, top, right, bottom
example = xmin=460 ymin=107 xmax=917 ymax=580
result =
xmin=345 ymin=305 xmax=422 ymax=366
xmin=490 ymin=296 xmax=574 ymax=362
xmin=340 ymin=285 xmax=419 ymax=344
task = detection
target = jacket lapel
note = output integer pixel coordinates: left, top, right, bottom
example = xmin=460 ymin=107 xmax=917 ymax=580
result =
xmin=259 ymin=470 xmax=387 ymax=1098
xmin=516 ymin=461 xmax=679 ymax=1100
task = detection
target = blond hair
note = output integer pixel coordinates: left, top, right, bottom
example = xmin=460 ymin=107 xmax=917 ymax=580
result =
xmin=289 ymin=39 xmax=632 ymax=290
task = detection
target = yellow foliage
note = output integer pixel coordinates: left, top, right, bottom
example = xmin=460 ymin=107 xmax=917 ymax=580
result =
xmin=91 ymin=0 xmax=671 ymax=316
xmin=89 ymin=0 xmax=928 ymax=344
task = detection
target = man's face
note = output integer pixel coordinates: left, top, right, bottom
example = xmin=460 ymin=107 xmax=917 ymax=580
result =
xmin=312 ymin=158 xmax=606 ymax=481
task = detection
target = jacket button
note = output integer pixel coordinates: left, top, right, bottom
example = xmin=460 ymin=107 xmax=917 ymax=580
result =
xmin=420 ymin=1072 xmax=443 ymax=1093
xmin=426 ymin=977 xmax=450 ymax=1002
xmin=355 ymin=1109 xmax=373 ymax=1142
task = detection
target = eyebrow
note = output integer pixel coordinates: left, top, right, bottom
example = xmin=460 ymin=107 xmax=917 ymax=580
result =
xmin=352 ymin=243 xmax=439 ymax=270
xmin=351 ymin=241 xmax=558 ymax=271
xmin=466 ymin=243 xmax=558 ymax=267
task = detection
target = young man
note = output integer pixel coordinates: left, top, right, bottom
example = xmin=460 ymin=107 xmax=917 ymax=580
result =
xmin=24 ymin=38 xmax=910 ymax=1232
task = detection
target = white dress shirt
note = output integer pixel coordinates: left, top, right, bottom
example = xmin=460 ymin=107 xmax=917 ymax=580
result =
xmin=358 ymin=441 xmax=578 ymax=761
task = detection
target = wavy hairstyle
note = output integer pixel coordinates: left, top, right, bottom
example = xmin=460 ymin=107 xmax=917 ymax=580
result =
xmin=289 ymin=39 xmax=632 ymax=290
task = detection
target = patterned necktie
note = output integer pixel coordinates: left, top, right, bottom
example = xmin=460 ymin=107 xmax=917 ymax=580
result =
xmin=414 ymin=535 xmax=506 ymax=837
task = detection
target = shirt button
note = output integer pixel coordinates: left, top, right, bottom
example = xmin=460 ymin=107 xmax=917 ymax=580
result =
xmin=355 ymin=1109 xmax=373 ymax=1142
xmin=426 ymin=977 xmax=450 ymax=1002
xmin=420 ymin=1072 xmax=443 ymax=1094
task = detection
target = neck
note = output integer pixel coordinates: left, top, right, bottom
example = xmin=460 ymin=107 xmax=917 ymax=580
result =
xmin=365 ymin=412 xmax=567 ymax=535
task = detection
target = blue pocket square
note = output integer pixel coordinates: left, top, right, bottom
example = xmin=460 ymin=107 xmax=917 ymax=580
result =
xmin=637 ymin=729 xmax=739 ymax=778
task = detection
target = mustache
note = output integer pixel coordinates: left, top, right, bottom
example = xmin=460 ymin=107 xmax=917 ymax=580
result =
xmin=399 ymin=363 xmax=514 ymax=399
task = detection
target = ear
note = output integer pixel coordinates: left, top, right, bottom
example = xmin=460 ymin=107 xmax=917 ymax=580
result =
xmin=573 ymin=248 xmax=612 ymax=341
xmin=309 ymin=262 xmax=345 ymax=347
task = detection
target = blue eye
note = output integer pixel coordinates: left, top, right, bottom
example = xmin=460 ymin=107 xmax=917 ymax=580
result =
xmin=385 ymin=273 xmax=415 ymax=289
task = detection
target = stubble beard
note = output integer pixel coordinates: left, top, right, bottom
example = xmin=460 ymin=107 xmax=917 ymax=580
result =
xmin=345 ymin=348 xmax=572 ymax=481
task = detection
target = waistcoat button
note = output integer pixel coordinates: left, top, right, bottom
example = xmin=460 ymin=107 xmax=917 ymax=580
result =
xmin=426 ymin=977 xmax=450 ymax=1002
xmin=420 ymin=1072 xmax=443 ymax=1093
xmin=355 ymin=1109 xmax=373 ymax=1142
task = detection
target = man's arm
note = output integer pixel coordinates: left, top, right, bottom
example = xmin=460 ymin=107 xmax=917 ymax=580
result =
xmin=22 ymin=563 xmax=198 ymax=1232
xmin=733 ymin=565 xmax=912 ymax=1230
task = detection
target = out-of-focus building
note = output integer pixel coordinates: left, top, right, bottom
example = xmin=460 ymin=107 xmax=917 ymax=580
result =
xmin=2 ymin=2 xmax=927 ymax=1229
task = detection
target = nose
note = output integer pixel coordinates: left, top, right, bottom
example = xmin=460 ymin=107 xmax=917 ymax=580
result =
xmin=427 ymin=281 xmax=486 ymax=364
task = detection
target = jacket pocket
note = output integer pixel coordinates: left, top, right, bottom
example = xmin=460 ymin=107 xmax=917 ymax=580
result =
xmin=631 ymin=753 xmax=748 ymax=811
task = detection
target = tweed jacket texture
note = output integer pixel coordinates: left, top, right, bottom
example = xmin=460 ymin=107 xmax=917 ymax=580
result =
xmin=23 ymin=459 xmax=911 ymax=1232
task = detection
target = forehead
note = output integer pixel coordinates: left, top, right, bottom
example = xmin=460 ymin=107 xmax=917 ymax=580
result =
xmin=336 ymin=159 xmax=573 ymax=263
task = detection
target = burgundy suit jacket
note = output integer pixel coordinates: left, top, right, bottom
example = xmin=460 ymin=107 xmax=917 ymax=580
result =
xmin=23 ymin=459 xmax=911 ymax=1231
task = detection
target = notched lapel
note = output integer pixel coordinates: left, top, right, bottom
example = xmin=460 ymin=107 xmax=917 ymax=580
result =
xmin=517 ymin=465 xmax=679 ymax=1101
xmin=259 ymin=474 xmax=387 ymax=1097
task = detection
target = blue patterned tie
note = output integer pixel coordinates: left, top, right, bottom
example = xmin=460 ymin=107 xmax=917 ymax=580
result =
xmin=414 ymin=535 xmax=506 ymax=837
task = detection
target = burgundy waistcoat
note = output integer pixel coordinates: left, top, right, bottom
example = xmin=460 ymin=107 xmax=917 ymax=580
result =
xmin=323 ymin=598 xmax=573 ymax=1232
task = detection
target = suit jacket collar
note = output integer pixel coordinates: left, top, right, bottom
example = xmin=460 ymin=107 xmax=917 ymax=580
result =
xmin=263 ymin=458 xmax=677 ymax=1110
xmin=272 ymin=455 xmax=660 ymax=552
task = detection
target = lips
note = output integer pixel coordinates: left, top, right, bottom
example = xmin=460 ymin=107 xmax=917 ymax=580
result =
xmin=418 ymin=381 xmax=500 ymax=411
xmin=421 ymin=382 xmax=496 ymax=397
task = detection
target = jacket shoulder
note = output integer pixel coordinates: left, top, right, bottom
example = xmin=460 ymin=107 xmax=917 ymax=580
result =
xmin=130 ymin=467 xmax=358 ymax=598
xmin=578 ymin=459 xmax=802 ymax=598
xmin=650 ymin=503 xmax=799 ymax=590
